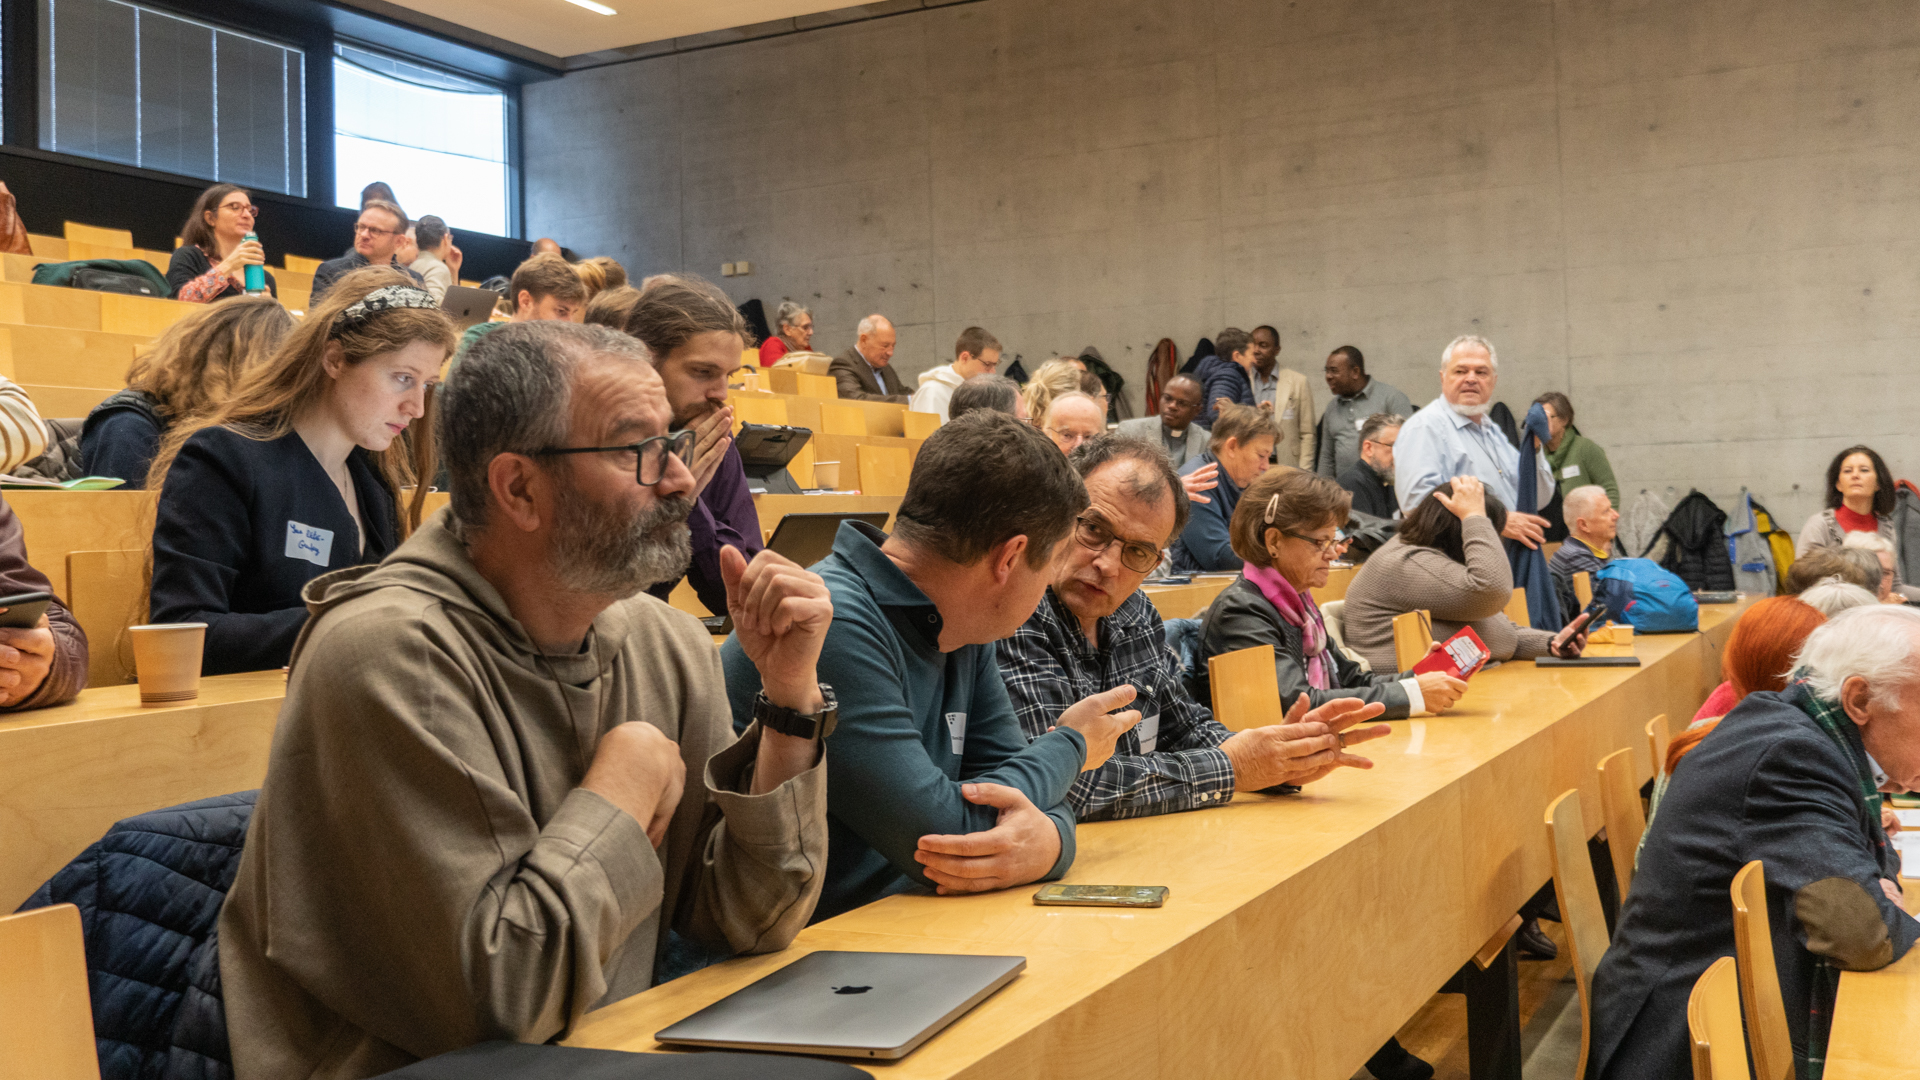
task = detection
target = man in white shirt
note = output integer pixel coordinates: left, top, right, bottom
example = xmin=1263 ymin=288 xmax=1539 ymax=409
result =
xmin=909 ymin=327 xmax=1002 ymax=422
xmin=1392 ymin=335 xmax=1553 ymax=549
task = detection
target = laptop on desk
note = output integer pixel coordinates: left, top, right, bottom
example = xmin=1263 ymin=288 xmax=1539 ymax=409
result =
xmin=441 ymin=286 xmax=502 ymax=330
xmin=655 ymin=951 xmax=1026 ymax=1060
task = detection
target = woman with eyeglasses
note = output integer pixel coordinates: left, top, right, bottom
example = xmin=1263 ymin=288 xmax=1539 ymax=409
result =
xmin=1189 ymin=467 xmax=1467 ymax=721
xmin=146 ymin=267 xmax=456 ymax=675
xmin=1342 ymin=476 xmax=1588 ymax=674
xmin=168 ymin=183 xmax=278 ymax=303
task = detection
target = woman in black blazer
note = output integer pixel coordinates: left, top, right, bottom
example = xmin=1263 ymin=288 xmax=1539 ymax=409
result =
xmin=147 ymin=267 xmax=456 ymax=674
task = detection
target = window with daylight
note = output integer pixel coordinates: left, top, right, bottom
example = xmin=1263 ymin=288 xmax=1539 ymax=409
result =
xmin=333 ymin=44 xmax=509 ymax=236
xmin=38 ymin=0 xmax=307 ymax=196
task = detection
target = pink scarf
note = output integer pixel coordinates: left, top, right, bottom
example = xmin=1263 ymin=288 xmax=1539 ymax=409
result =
xmin=1244 ymin=562 xmax=1334 ymax=690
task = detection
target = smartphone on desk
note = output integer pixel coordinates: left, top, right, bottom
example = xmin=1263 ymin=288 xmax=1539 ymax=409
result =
xmin=1033 ymin=884 xmax=1169 ymax=908
xmin=0 ymin=590 xmax=52 ymax=629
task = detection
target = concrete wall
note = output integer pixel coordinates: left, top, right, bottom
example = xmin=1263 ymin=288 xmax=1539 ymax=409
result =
xmin=524 ymin=0 xmax=1920 ymax=532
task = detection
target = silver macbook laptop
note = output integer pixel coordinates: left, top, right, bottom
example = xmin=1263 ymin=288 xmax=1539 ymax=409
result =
xmin=441 ymin=285 xmax=502 ymax=330
xmin=655 ymin=951 xmax=1025 ymax=1060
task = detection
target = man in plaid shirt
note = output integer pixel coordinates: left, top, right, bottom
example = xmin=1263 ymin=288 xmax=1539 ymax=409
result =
xmin=999 ymin=434 xmax=1392 ymax=822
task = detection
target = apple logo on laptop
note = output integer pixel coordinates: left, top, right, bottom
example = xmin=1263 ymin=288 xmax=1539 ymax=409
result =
xmin=831 ymin=985 xmax=872 ymax=995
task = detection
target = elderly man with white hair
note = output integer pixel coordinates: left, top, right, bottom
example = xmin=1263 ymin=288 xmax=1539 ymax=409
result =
xmin=1549 ymin=484 xmax=1619 ymax=619
xmin=829 ymin=313 xmax=910 ymax=402
xmin=1041 ymin=391 xmax=1106 ymax=456
xmin=1587 ymin=604 xmax=1920 ymax=1080
xmin=1392 ymin=335 xmax=1553 ymax=548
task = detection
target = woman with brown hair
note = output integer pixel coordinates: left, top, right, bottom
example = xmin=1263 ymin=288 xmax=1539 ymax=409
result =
xmin=1343 ymin=476 xmax=1589 ymax=671
xmin=79 ymin=297 xmax=295 ymax=486
xmin=1797 ymin=443 xmax=1920 ymax=601
xmin=147 ymin=267 xmax=456 ymax=675
xmin=167 ymin=183 xmax=278 ymax=303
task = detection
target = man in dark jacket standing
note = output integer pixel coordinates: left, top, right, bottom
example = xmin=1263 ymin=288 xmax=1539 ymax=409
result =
xmin=1337 ymin=413 xmax=1403 ymax=521
xmin=1587 ymin=604 xmax=1920 ymax=1080
xmin=828 ymin=313 xmax=909 ymax=403
xmin=1195 ymin=327 xmax=1256 ymax=429
xmin=0 ymin=496 xmax=86 ymax=709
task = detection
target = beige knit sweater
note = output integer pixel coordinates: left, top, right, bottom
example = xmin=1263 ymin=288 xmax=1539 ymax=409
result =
xmin=1341 ymin=513 xmax=1554 ymax=670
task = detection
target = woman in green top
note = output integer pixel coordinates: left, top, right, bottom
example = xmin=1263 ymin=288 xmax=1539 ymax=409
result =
xmin=1535 ymin=391 xmax=1619 ymax=507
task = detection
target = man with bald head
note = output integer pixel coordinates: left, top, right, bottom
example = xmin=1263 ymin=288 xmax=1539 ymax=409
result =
xmin=1042 ymin=392 xmax=1105 ymax=456
xmin=531 ymin=237 xmax=563 ymax=257
xmin=830 ymin=314 xmax=910 ymax=402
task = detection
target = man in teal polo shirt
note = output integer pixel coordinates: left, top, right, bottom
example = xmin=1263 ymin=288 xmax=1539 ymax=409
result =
xmin=724 ymin=411 xmax=1142 ymax=921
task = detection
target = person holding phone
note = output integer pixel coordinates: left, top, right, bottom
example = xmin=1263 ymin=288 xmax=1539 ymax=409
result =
xmin=1342 ymin=475 xmax=1588 ymax=675
xmin=0 ymin=498 xmax=85 ymax=710
xmin=146 ymin=268 xmax=456 ymax=675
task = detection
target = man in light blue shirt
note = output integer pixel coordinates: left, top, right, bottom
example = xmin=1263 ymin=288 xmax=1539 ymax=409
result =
xmin=1393 ymin=334 xmax=1554 ymax=549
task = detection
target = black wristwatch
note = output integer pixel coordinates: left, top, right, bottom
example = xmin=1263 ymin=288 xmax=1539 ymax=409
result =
xmin=753 ymin=684 xmax=838 ymax=740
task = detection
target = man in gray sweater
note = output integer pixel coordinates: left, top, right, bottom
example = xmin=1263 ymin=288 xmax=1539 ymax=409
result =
xmin=220 ymin=323 xmax=833 ymax=1079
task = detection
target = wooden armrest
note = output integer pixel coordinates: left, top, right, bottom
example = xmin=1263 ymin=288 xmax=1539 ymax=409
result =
xmin=1473 ymin=915 xmax=1525 ymax=970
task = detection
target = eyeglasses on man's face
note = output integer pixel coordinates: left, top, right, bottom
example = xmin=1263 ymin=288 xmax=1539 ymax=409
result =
xmin=1075 ymin=512 xmax=1162 ymax=574
xmin=355 ymin=223 xmax=402 ymax=238
xmin=529 ymin=430 xmax=697 ymax=486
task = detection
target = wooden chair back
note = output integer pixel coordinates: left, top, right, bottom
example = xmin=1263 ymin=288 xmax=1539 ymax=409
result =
xmin=902 ymin=411 xmax=941 ymax=439
xmin=818 ymin=402 xmax=869 ymax=437
xmin=1597 ymin=747 xmax=1648 ymax=905
xmin=283 ymin=254 xmax=323 ymax=274
xmin=1687 ymin=956 xmax=1748 ymax=1080
xmin=1545 ymin=788 xmax=1612 ymax=1078
xmin=729 ymin=395 xmax=789 ymax=431
xmin=66 ymin=550 xmax=146 ymax=687
xmin=1573 ymin=570 xmax=1594 ymax=607
xmin=1646 ymin=713 xmax=1671 ymax=782
xmin=855 ymin=445 xmax=912 ymax=497
xmin=1504 ymin=587 xmax=1530 ymax=627
xmin=1206 ymin=644 xmax=1281 ymax=732
xmin=1314 ymin=565 xmax=1355 ymax=603
xmin=1391 ymin=610 xmax=1432 ymax=673
xmin=0 ymin=903 xmax=101 ymax=1080
xmin=64 ymin=221 xmax=132 ymax=247
xmin=1731 ymin=861 xmax=1795 ymax=1080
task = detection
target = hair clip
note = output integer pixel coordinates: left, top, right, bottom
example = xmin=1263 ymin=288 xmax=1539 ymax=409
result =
xmin=1265 ymin=493 xmax=1280 ymax=524
xmin=332 ymin=285 xmax=439 ymax=335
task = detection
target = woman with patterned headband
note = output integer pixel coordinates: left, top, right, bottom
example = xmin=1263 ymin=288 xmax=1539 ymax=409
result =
xmin=146 ymin=267 xmax=458 ymax=675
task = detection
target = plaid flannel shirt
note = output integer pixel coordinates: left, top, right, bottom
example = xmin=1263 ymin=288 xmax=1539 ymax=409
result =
xmin=998 ymin=587 xmax=1236 ymax=821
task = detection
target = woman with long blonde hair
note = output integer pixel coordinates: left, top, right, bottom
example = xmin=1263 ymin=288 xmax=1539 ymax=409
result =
xmin=79 ymin=296 xmax=294 ymax=486
xmin=147 ymin=267 xmax=456 ymax=675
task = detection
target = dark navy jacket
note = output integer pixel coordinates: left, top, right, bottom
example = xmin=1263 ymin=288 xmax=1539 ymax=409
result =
xmin=79 ymin=389 xmax=168 ymax=488
xmin=149 ymin=426 xmax=397 ymax=675
xmin=1587 ymin=688 xmax=1918 ymax=1079
xmin=1169 ymin=451 xmax=1243 ymax=574
xmin=1195 ymin=354 xmax=1253 ymax=429
xmin=20 ymin=791 xmax=255 ymax=1080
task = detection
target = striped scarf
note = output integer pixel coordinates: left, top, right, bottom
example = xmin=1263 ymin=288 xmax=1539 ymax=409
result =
xmin=1790 ymin=680 xmax=1889 ymax=1080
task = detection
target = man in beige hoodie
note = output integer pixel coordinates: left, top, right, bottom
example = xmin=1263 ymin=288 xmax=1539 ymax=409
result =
xmin=219 ymin=321 xmax=833 ymax=1079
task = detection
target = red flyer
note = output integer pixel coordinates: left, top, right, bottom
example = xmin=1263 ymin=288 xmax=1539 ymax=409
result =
xmin=1411 ymin=626 xmax=1493 ymax=680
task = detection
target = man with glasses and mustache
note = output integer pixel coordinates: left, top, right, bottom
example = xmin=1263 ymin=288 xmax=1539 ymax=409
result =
xmin=219 ymin=321 xmax=831 ymax=1079
xmin=311 ymin=199 xmax=427 ymax=303
xmin=999 ymin=434 xmax=1395 ymax=822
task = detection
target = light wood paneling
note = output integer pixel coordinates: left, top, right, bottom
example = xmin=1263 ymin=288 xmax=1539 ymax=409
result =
xmin=0 ymin=325 xmax=143 ymax=388
xmin=21 ymin=385 xmax=113 ymax=420
xmin=855 ymin=445 xmax=912 ymax=497
xmin=0 ymin=904 xmax=100 ymax=1080
xmin=0 ymin=670 xmax=287 ymax=910
xmin=9 ymin=490 xmax=156 ymax=601
xmin=66 ymin=549 xmax=146 ymax=687
xmin=63 ymin=223 xmax=132 ymax=248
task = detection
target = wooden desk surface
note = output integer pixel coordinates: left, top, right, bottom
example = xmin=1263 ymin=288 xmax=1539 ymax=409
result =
xmin=1825 ymin=869 xmax=1920 ymax=1079
xmin=0 ymin=671 xmax=287 ymax=910
xmin=567 ymin=603 xmax=1744 ymax=1077
xmin=1140 ymin=576 xmax=1234 ymax=621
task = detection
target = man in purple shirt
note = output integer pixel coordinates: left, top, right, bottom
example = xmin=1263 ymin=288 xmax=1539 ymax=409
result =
xmin=623 ymin=276 xmax=765 ymax=615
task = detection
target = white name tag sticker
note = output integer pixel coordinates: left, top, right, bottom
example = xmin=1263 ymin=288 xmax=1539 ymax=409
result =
xmin=944 ymin=711 xmax=967 ymax=754
xmin=1281 ymin=408 xmax=1297 ymax=420
xmin=1561 ymin=464 xmax=1581 ymax=479
xmin=1137 ymin=712 xmax=1161 ymax=755
xmin=285 ymin=521 xmax=334 ymax=566
xmin=1355 ymin=418 xmax=1367 ymax=431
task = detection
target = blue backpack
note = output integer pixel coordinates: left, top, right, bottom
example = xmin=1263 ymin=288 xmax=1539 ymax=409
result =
xmin=1593 ymin=558 xmax=1699 ymax=633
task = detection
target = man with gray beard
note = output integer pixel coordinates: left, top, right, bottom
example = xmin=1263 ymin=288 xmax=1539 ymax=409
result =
xmin=219 ymin=321 xmax=834 ymax=1079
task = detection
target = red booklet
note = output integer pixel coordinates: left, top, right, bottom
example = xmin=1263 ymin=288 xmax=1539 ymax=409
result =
xmin=1411 ymin=626 xmax=1493 ymax=680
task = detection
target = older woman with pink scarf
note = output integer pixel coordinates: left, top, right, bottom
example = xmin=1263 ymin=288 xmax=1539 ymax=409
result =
xmin=1187 ymin=468 xmax=1469 ymax=720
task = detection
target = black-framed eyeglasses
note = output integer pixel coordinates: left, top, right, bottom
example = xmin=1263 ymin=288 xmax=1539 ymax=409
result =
xmin=529 ymin=430 xmax=696 ymax=486
xmin=1283 ymin=530 xmax=1346 ymax=556
xmin=1075 ymin=512 xmax=1162 ymax=574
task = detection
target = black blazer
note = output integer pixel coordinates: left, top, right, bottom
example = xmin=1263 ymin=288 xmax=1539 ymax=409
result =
xmin=1188 ymin=576 xmax=1412 ymax=717
xmin=149 ymin=427 xmax=397 ymax=675
xmin=1587 ymin=688 xmax=1918 ymax=1079
xmin=829 ymin=347 xmax=909 ymax=403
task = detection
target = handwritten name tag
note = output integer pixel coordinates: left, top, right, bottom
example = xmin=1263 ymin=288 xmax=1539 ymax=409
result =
xmin=1281 ymin=408 xmax=1297 ymax=420
xmin=944 ymin=711 xmax=967 ymax=754
xmin=285 ymin=520 xmax=334 ymax=566
xmin=1137 ymin=711 xmax=1161 ymax=755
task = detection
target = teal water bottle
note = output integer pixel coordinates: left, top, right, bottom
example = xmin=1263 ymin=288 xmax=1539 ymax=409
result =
xmin=242 ymin=232 xmax=267 ymax=295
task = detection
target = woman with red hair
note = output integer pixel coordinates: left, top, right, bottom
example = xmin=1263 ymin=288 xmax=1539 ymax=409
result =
xmin=1642 ymin=597 xmax=1827 ymax=859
